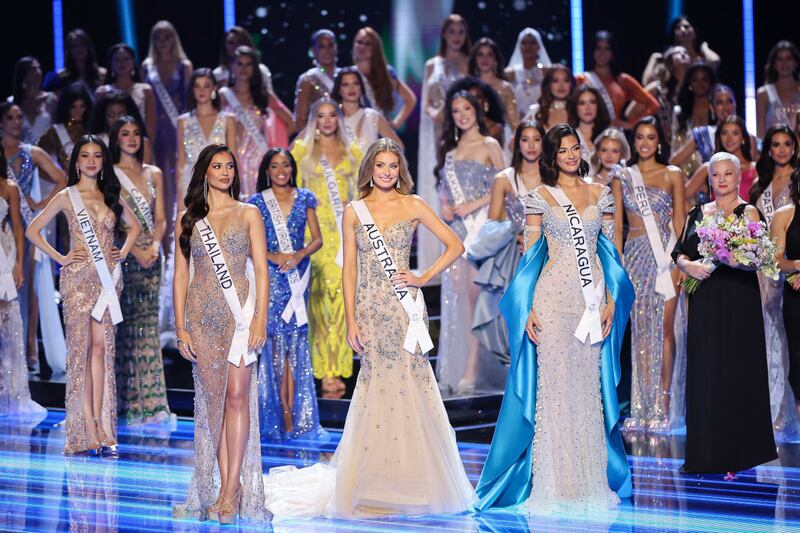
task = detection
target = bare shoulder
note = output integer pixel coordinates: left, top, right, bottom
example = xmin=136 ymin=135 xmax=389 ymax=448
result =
xmin=407 ymin=194 xmax=434 ymax=215
xmin=241 ymin=202 xmax=261 ymax=219
xmin=666 ymin=165 xmax=685 ymax=182
xmin=756 ymin=85 xmax=768 ymax=96
xmin=483 ymin=136 xmax=501 ymax=150
xmin=743 ymin=203 xmax=762 ymax=221
xmin=773 ymin=204 xmax=795 ymax=224
xmin=144 ymin=163 xmax=163 ymax=178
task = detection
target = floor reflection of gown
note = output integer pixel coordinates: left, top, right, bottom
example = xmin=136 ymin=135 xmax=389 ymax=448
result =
xmin=264 ymin=221 xmax=476 ymax=519
xmin=0 ymin=196 xmax=46 ymax=417
xmin=172 ymin=217 xmax=269 ymax=522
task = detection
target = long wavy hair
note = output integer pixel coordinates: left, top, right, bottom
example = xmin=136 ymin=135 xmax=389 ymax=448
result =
xmin=591 ymin=127 xmax=631 ymax=174
xmin=106 ymin=43 xmax=142 ymax=83
xmin=179 ymin=144 xmax=240 ymax=259
xmin=88 ymin=89 xmax=148 ymax=136
xmin=589 ymin=30 xmax=620 ymax=77
xmin=353 ymin=27 xmax=395 ymax=114
xmin=64 ymin=29 xmax=102 ymax=87
xmin=256 ymin=148 xmax=298 ymax=191
xmin=437 ymin=14 xmax=471 ymax=57
xmin=536 ymin=65 xmax=576 ymax=127
xmin=539 ymin=123 xmax=590 ymax=186
xmin=55 ymin=82 xmax=94 ymax=127
xmin=434 ymin=90 xmax=490 ymax=180
xmin=331 ymin=67 xmax=370 ymax=108
xmin=218 ymin=26 xmax=255 ymax=68
xmin=66 ymin=135 xmax=123 ymax=233
xmin=511 ymin=120 xmax=546 ymax=185
xmin=676 ymin=62 xmax=717 ymax=131
xmin=468 ymin=37 xmax=507 ymax=80
xmin=108 ymin=116 xmax=145 ymax=163
xmin=298 ymin=98 xmax=354 ymax=179
xmin=145 ymin=20 xmax=188 ymax=64
xmin=12 ymin=57 xmax=39 ymax=105
xmin=230 ymin=46 xmax=268 ymax=113
xmin=628 ymin=116 xmax=671 ymax=165
xmin=765 ymin=40 xmax=800 ymax=84
xmin=751 ymin=124 xmax=799 ymax=204
xmin=714 ymin=115 xmax=753 ymax=162
xmin=356 ymin=138 xmax=414 ymax=198
xmin=567 ymin=85 xmax=611 ymax=144
xmin=186 ymin=68 xmax=221 ymax=111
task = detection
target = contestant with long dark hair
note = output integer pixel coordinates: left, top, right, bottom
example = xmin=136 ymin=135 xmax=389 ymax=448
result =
xmin=38 ymin=82 xmax=93 ymax=170
xmin=247 ymin=148 xmax=326 ymax=441
xmin=12 ymin=56 xmax=57 ymax=143
xmin=757 ymin=40 xmax=800 ymax=138
xmin=673 ymin=152 xmax=777 ymax=476
xmin=469 ymin=37 xmax=518 ymax=132
xmin=44 ymin=29 xmax=107 ymax=95
xmin=527 ymin=64 xmax=575 ymax=131
xmin=672 ymin=63 xmax=716 ymax=178
xmin=476 ymin=123 xmax=633 ymax=513
xmin=26 ymin=135 xmax=140 ymax=454
xmin=172 ymin=144 xmax=269 ymax=524
xmin=567 ymin=84 xmax=611 ymax=162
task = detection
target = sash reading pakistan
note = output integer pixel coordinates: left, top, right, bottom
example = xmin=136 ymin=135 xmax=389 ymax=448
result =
xmin=545 ymin=186 xmax=605 ymax=344
xmin=584 ymin=71 xmax=616 ymax=121
xmin=219 ymin=87 xmax=269 ymax=153
xmin=114 ymin=167 xmax=153 ymax=232
xmin=444 ymin=151 xmax=488 ymax=257
xmin=195 ymin=217 xmax=258 ymax=366
xmin=351 ymin=200 xmax=434 ymax=355
xmin=262 ymin=189 xmax=310 ymax=325
xmin=320 ymin=155 xmax=346 ymax=267
xmin=66 ymin=186 xmax=123 ymax=324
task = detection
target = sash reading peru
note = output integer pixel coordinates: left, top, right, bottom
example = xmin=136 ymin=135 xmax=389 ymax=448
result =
xmin=0 ymin=237 xmax=17 ymax=301
xmin=262 ymin=189 xmax=310 ymax=325
xmin=444 ymin=151 xmax=488 ymax=257
xmin=196 ymin=217 xmax=258 ymax=366
xmin=114 ymin=167 xmax=153 ymax=232
xmin=67 ymin=186 xmax=123 ymax=324
xmin=545 ymin=186 xmax=605 ymax=344
xmin=584 ymin=71 xmax=616 ymax=121
xmin=351 ymin=200 xmax=434 ymax=355
xmin=623 ymin=163 xmax=677 ymax=299
xmin=320 ymin=155 xmax=345 ymax=267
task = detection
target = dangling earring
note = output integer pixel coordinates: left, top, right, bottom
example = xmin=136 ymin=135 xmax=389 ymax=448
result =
xmin=315 ymin=128 xmax=321 ymax=140
xmin=483 ymin=101 xmax=489 ymax=113
xmin=211 ymin=89 xmax=218 ymax=100
xmin=77 ymin=168 xmax=81 ymax=181
xmin=97 ymin=170 xmax=103 ymax=183
xmin=369 ymin=178 xmax=374 ymax=188
xmin=203 ymin=179 xmax=208 ymax=203
xmin=455 ymin=128 xmax=460 ymax=143
xmin=657 ymin=144 xmax=662 ymax=157
xmin=396 ymin=178 xmax=401 ymax=189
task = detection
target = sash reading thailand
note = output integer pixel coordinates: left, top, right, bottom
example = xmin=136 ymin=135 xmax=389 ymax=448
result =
xmin=320 ymin=155 xmax=346 ymax=267
xmin=351 ymin=200 xmax=434 ymax=355
xmin=545 ymin=186 xmax=605 ymax=344
xmin=114 ymin=167 xmax=153 ymax=232
xmin=623 ymin=163 xmax=677 ymax=299
xmin=196 ymin=217 xmax=258 ymax=366
xmin=54 ymin=124 xmax=74 ymax=159
xmin=67 ymin=186 xmax=123 ymax=324
xmin=219 ymin=87 xmax=269 ymax=153
xmin=0 ymin=237 xmax=17 ymax=301
xmin=444 ymin=151 xmax=488 ymax=257
xmin=584 ymin=72 xmax=616 ymax=121
xmin=148 ymin=65 xmax=180 ymax=129
xmin=759 ymin=183 xmax=776 ymax=227
xmin=262 ymin=189 xmax=310 ymax=325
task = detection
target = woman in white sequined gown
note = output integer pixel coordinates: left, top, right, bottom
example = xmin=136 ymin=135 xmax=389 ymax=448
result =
xmin=264 ymin=139 xmax=475 ymax=519
xmin=505 ymin=28 xmax=552 ymax=123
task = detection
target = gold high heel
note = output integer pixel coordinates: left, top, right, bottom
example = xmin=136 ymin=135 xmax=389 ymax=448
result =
xmin=218 ymin=488 xmax=241 ymax=526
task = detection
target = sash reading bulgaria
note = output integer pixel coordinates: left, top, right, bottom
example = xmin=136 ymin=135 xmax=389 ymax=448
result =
xmin=66 ymin=186 xmax=123 ymax=324
xmin=196 ymin=217 xmax=258 ymax=366
xmin=351 ymin=200 xmax=434 ymax=355
xmin=320 ymin=156 xmax=346 ymax=267
xmin=444 ymin=151 xmax=488 ymax=257
xmin=545 ymin=186 xmax=605 ymax=344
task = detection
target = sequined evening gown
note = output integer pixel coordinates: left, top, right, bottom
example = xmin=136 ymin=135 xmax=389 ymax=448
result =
xmin=248 ymin=189 xmax=327 ymax=442
xmin=173 ymin=215 xmax=269 ymax=521
xmin=177 ymin=111 xmax=230 ymax=202
xmin=0 ymin=196 xmax=46 ymax=417
xmin=525 ymin=186 xmax=620 ymax=512
xmin=264 ymin=221 xmax=477 ymax=519
xmin=62 ymin=204 xmax=122 ymax=454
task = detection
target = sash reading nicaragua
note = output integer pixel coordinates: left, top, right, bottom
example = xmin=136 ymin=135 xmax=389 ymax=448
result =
xmin=766 ymin=84 xmax=791 ymax=127
xmin=759 ymin=182 xmax=777 ymax=227
xmin=320 ymin=155 xmax=346 ymax=267
xmin=624 ymin=163 xmax=677 ymax=299
xmin=147 ymin=65 xmax=180 ymax=129
xmin=0 ymin=234 xmax=16 ymax=301
xmin=54 ymin=124 xmax=74 ymax=159
xmin=351 ymin=200 xmax=434 ymax=355
xmin=545 ymin=185 xmax=605 ymax=344
xmin=262 ymin=189 xmax=310 ymax=325
xmin=444 ymin=151 xmax=488 ymax=257
xmin=196 ymin=217 xmax=258 ymax=366
xmin=220 ymin=87 xmax=269 ymax=153
xmin=114 ymin=167 xmax=153 ymax=232
xmin=66 ymin=186 xmax=123 ymax=324
xmin=584 ymin=71 xmax=616 ymax=121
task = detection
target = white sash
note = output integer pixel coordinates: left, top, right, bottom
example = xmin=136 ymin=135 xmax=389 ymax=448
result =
xmin=314 ymin=68 xmax=335 ymax=94
xmin=503 ymin=167 xmax=529 ymax=198
xmin=66 ymin=186 xmax=123 ymax=324
xmin=114 ymin=167 xmax=153 ymax=232
xmin=220 ymin=87 xmax=269 ymax=153
xmin=760 ymin=182 xmax=776 ymax=227
xmin=148 ymin=65 xmax=180 ymax=129
xmin=585 ymin=72 xmax=616 ymax=121
xmin=351 ymin=200 xmax=434 ymax=355
xmin=545 ymin=186 xmax=605 ymax=344
xmin=262 ymin=190 xmax=310 ymax=326
xmin=625 ymin=164 xmax=677 ymax=299
xmin=766 ymin=84 xmax=791 ymax=126
xmin=54 ymin=124 xmax=74 ymax=158
xmin=5 ymin=163 xmax=35 ymax=227
xmin=444 ymin=151 xmax=487 ymax=257
xmin=0 ymin=236 xmax=17 ymax=301
xmin=320 ymin=156 xmax=346 ymax=267
xmin=195 ymin=217 xmax=258 ymax=366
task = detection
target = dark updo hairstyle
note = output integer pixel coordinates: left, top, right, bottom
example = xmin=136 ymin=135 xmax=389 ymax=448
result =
xmin=714 ymin=115 xmax=752 ymax=162
xmin=257 ymin=148 xmax=298 ymax=191
xmin=186 ymin=68 xmax=221 ymax=111
xmin=55 ymin=82 xmax=94 ymax=127
xmin=66 ymin=135 xmax=123 ymax=233
xmin=108 ymin=116 xmax=145 ymax=163
xmin=468 ymin=37 xmax=507 ymax=80
xmin=179 ymin=144 xmax=240 ymax=259
xmin=567 ymin=84 xmax=611 ymax=144
xmin=536 ymin=65 xmax=577 ymax=127
xmin=765 ymin=40 xmax=800 ymax=84
xmin=88 ymin=89 xmax=148 ymax=135
xmin=751 ymin=124 xmax=799 ymax=204
xmin=628 ymin=115 xmax=671 ymax=165
xmin=106 ymin=43 xmax=142 ymax=83
xmin=539 ymin=123 xmax=590 ymax=185
xmin=331 ymin=66 xmax=370 ymax=108
xmin=434 ymin=90 xmax=490 ymax=180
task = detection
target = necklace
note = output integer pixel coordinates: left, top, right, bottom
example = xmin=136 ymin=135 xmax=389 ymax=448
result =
xmin=549 ymin=100 xmax=566 ymax=111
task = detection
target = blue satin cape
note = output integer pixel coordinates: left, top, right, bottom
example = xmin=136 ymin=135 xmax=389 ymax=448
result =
xmin=474 ymin=233 xmax=634 ymax=511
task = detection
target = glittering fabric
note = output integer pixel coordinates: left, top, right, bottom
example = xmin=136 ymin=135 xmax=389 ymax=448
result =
xmin=248 ymin=189 xmax=327 ymax=442
xmin=292 ymin=140 xmax=360 ymax=379
xmin=0 ymin=197 xmax=46 ymax=417
xmin=178 ymin=111 xmax=230 ymax=200
xmin=671 ymin=123 xmax=702 ymax=180
xmin=37 ymin=121 xmax=84 ymax=170
xmin=116 ymin=171 xmax=171 ymax=425
xmin=294 ymin=67 xmax=340 ymax=128
xmin=620 ymin=177 xmax=674 ymax=430
xmin=523 ymin=186 xmax=619 ymax=512
xmin=220 ymin=102 xmax=268 ymax=198
xmin=172 ymin=215 xmax=269 ymax=522
xmin=62 ymin=205 xmax=121 ymax=454
xmin=764 ymin=84 xmax=800 ymax=131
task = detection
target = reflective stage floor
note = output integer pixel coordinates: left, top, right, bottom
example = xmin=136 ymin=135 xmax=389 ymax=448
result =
xmin=1 ymin=411 xmax=799 ymax=532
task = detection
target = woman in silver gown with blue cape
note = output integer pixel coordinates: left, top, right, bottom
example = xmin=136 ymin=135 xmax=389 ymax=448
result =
xmin=474 ymin=124 xmax=634 ymax=514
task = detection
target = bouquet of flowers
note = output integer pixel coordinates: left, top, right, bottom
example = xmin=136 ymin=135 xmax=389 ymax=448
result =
xmin=683 ymin=210 xmax=780 ymax=294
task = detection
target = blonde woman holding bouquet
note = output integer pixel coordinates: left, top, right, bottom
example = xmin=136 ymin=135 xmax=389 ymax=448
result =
xmin=673 ymin=152 xmax=777 ymax=478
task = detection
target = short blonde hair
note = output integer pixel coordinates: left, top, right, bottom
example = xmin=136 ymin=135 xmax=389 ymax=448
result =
xmin=357 ymin=138 xmax=414 ymax=198
xmin=709 ymin=151 xmax=741 ymax=174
